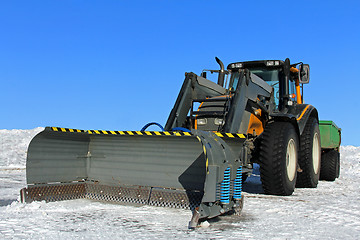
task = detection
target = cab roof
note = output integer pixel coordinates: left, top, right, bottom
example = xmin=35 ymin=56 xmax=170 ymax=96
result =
xmin=227 ymin=60 xmax=285 ymax=70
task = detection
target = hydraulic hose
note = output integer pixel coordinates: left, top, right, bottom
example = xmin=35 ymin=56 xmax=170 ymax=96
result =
xmin=141 ymin=122 xmax=165 ymax=131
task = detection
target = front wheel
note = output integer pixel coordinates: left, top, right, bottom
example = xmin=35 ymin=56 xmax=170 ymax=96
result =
xmin=258 ymin=122 xmax=299 ymax=196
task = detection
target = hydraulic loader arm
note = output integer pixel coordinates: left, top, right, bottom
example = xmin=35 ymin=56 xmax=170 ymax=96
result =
xmin=165 ymin=72 xmax=226 ymax=130
xmin=223 ymin=70 xmax=273 ymax=134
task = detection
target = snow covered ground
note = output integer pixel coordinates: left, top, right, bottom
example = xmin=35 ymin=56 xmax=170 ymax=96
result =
xmin=0 ymin=128 xmax=359 ymax=239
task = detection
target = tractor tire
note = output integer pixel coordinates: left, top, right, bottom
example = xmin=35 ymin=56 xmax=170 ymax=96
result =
xmin=320 ymin=150 xmax=340 ymax=181
xmin=258 ymin=122 xmax=298 ymax=196
xmin=296 ymin=117 xmax=321 ymax=188
xmin=336 ymin=152 xmax=340 ymax=178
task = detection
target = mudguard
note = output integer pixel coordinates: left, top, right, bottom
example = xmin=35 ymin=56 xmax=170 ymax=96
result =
xmin=270 ymin=104 xmax=319 ymax=136
xmin=295 ymin=104 xmax=319 ymax=135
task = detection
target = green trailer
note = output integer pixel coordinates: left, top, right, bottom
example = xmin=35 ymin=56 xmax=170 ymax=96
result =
xmin=319 ymin=120 xmax=341 ymax=181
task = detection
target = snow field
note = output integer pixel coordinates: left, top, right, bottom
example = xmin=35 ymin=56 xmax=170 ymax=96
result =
xmin=0 ymin=129 xmax=359 ymax=239
xmin=0 ymin=128 xmax=43 ymax=169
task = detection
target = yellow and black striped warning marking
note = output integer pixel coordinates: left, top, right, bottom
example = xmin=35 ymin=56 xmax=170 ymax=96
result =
xmin=214 ymin=132 xmax=246 ymax=139
xmin=87 ymin=130 xmax=193 ymax=137
xmin=196 ymin=136 xmax=209 ymax=174
xmin=50 ymin=127 xmax=245 ymax=139
xmin=51 ymin=127 xmax=86 ymax=133
xmin=50 ymin=127 xmax=192 ymax=137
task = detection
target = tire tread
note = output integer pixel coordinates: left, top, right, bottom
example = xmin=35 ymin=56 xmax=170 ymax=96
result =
xmin=296 ymin=117 xmax=320 ymax=188
xmin=258 ymin=122 xmax=297 ymax=196
xmin=320 ymin=150 xmax=339 ymax=181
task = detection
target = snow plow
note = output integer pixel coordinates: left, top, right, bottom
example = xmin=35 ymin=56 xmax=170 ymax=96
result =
xmin=21 ymin=57 xmax=340 ymax=227
xmin=21 ymin=127 xmax=244 ymax=228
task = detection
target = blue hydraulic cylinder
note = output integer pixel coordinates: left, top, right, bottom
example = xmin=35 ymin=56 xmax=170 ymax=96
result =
xmin=220 ymin=167 xmax=231 ymax=204
xmin=233 ymin=167 xmax=242 ymax=200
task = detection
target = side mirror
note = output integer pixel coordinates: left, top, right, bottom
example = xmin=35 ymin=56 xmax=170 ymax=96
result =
xmin=300 ymin=64 xmax=310 ymax=84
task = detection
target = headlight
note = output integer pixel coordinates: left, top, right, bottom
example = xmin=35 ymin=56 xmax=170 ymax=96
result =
xmin=197 ymin=118 xmax=207 ymax=125
xmin=266 ymin=60 xmax=280 ymax=66
xmin=266 ymin=61 xmax=274 ymax=66
xmin=230 ymin=63 xmax=243 ymax=69
xmin=214 ymin=118 xmax=224 ymax=126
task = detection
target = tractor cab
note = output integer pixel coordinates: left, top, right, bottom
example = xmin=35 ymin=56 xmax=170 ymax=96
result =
xmin=192 ymin=58 xmax=310 ymax=134
xmin=227 ymin=59 xmax=309 ymax=111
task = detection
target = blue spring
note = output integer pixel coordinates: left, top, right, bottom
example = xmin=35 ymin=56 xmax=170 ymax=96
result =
xmin=220 ymin=167 xmax=231 ymax=204
xmin=233 ymin=167 xmax=242 ymax=200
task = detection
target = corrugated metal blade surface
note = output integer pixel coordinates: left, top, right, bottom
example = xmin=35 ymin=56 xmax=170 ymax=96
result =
xmin=26 ymin=129 xmax=206 ymax=192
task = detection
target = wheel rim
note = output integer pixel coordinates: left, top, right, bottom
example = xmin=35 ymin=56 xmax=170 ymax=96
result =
xmin=286 ymin=139 xmax=297 ymax=181
xmin=312 ymin=132 xmax=321 ymax=174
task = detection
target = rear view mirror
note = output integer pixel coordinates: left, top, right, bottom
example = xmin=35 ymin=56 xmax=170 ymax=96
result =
xmin=300 ymin=64 xmax=310 ymax=84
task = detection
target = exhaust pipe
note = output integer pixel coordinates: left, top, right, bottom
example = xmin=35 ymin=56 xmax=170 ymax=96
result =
xmin=215 ymin=57 xmax=225 ymax=87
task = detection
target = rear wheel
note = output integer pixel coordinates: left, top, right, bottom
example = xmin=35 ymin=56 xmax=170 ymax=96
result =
xmin=259 ymin=122 xmax=299 ymax=196
xmin=320 ymin=149 xmax=340 ymax=181
xmin=296 ymin=117 xmax=321 ymax=188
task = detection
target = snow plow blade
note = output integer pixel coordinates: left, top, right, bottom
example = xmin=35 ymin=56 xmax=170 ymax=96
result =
xmin=21 ymin=127 xmax=244 ymax=227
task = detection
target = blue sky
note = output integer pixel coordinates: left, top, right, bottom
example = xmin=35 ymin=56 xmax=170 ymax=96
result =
xmin=1 ymin=1 xmax=359 ymax=146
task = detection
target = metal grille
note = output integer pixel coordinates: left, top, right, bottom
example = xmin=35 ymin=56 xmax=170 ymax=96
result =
xmin=85 ymin=183 xmax=150 ymax=205
xmin=149 ymin=188 xmax=203 ymax=210
xmin=21 ymin=183 xmax=203 ymax=210
xmin=21 ymin=183 xmax=86 ymax=203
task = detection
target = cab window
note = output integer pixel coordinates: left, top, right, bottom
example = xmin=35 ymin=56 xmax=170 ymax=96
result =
xmin=250 ymin=68 xmax=281 ymax=107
